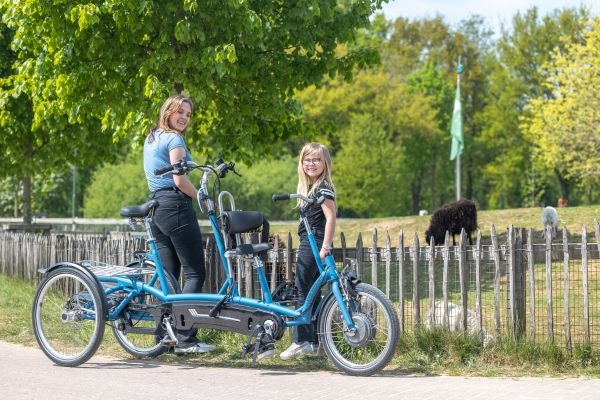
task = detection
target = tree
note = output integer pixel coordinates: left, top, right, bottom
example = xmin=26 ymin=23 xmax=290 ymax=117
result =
xmin=0 ymin=14 xmax=117 ymax=223
xmin=479 ymin=6 xmax=591 ymax=207
xmin=1 ymin=0 xmax=385 ymax=159
xmin=82 ymin=154 xmax=147 ymax=218
xmin=1 ymin=1 xmax=386 ymax=222
xmin=335 ymin=113 xmax=404 ymax=217
xmin=220 ymin=157 xmax=298 ymax=220
xmin=523 ymin=18 xmax=600 ymax=204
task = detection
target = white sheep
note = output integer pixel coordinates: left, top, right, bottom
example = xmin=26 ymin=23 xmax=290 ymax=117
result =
xmin=425 ymin=301 xmax=493 ymax=346
xmin=418 ymin=209 xmax=428 ymax=216
xmin=541 ymin=206 xmax=559 ymax=238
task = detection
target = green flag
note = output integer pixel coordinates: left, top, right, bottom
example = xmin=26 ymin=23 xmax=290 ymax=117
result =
xmin=450 ymin=75 xmax=463 ymax=160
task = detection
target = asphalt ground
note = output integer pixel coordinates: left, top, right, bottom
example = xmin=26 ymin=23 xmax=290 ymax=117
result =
xmin=1 ymin=341 xmax=599 ymax=400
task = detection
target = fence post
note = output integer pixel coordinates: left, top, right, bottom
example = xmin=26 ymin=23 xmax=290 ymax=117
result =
xmin=594 ymin=219 xmax=600 ymax=257
xmin=270 ymin=234 xmax=280 ymax=293
xmin=582 ymin=226 xmax=590 ymax=343
xmin=515 ymin=227 xmax=526 ymax=337
xmin=204 ymin=236 xmax=215 ymax=292
xmin=491 ymin=225 xmax=501 ymax=334
xmin=459 ymin=229 xmax=468 ymax=331
xmin=527 ymin=228 xmax=536 ymax=341
xmin=243 ymin=234 xmax=253 ymax=297
xmin=356 ymin=233 xmax=363 ymax=280
xmin=371 ymin=229 xmax=378 ymax=288
xmin=412 ymin=232 xmax=420 ymax=329
xmin=428 ymin=235 xmax=435 ymax=328
xmin=562 ymin=227 xmax=571 ymax=351
xmin=285 ymin=233 xmax=293 ymax=282
xmin=475 ymin=230 xmax=483 ymax=336
xmin=442 ymin=231 xmax=450 ymax=328
xmin=385 ymin=231 xmax=391 ymax=298
xmin=545 ymin=222 xmax=554 ymax=342
xmin=398 ymin=230 xmax=405 ymax=332
xmin=340 ymin=231 xmax=347 ymax=266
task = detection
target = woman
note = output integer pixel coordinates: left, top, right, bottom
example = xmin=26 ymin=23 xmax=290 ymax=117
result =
xmin=143 ymin=94 xmax=215 ymax=354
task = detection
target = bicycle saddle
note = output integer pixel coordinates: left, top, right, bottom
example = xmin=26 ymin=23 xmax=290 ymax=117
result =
xmin=230 ymin=243 xmax=272 ymax=256
xmin=120 ymin=200 xmax=159 ymax=218
xmin=220 ymin=210 xmax=265 ymax=234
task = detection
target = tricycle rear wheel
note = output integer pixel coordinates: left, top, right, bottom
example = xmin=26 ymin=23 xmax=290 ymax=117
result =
xmin=32 ymin=265 xmax=106 ymax=366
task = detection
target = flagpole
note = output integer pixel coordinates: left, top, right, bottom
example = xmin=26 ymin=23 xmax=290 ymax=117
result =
xmin=455 ymin=63 xmax=461 ymax=201
xmin=453 ymin=58 xmax=463 ymax=201
xmin=456 ymin=152 xmax=461 ymax=200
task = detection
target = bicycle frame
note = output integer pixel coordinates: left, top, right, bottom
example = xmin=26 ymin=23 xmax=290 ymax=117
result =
xmin=97 ymin=164 xmax=356 ymax=333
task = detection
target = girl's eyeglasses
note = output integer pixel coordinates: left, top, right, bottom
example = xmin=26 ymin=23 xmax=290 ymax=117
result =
xmin=302 ymin=158 xmax=322 ymax=165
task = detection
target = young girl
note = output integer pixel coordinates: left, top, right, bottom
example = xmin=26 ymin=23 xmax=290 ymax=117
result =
xmin=280 ymin=142 xmax=336 ymax=360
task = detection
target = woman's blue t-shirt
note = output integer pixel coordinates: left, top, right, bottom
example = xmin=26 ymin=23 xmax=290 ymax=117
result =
xmin=143 ymin=129 xmax=193 ymax=192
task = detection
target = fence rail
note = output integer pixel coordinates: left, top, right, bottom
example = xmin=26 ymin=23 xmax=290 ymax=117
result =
xmin=1 ymin=220 xmax=599 ymax=349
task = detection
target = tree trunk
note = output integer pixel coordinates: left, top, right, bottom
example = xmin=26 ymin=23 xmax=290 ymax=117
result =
xmin=22 ymin=176 xmax=32 ymax=224
xmin=554 ymin=168 xmax=570 ymax=202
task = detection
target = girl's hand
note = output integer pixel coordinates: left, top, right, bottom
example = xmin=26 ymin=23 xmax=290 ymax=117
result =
xmin=319 ymin=247 xmax=329 ymax=260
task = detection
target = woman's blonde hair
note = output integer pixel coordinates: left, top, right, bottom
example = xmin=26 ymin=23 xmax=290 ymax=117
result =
xmin=149 ymin=94 xmax=194 ymax=138
xmin=296 ymin=142 xmax=335 ymax=208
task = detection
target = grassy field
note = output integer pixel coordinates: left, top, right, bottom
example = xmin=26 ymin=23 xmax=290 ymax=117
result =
xmin=269 ymin=205 xmax=600 ymax=245
xmin=2 ymin=272 xmax=599 ymax=376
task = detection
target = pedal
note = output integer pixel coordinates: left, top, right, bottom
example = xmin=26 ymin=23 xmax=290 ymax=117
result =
xmin=256 ymin=342 xmax=276 ymax=360
xmin=160 ymin=335 xmax=177 ymax=346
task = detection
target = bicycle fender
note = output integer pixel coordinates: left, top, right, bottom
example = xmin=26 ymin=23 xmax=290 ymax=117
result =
xmin=313 ymin=288 xmax=334 ymax=323
xmin=41 ymin=261 xmax=109 ymax=315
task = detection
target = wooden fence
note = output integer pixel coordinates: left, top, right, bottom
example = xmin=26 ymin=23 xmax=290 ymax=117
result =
xmin=1 ymin=220 xmax=599 ymax=349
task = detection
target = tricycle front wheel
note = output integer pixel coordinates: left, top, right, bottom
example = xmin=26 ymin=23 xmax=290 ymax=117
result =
xmin=318 ymin=283 xmax=399 ymax=376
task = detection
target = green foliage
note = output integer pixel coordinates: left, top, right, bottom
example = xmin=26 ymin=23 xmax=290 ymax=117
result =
xmin=523 ymin=17 xmax=600 ymax=198
xmin=0 ymin=0 xmax=386 ymax=162
xmin=83 ymin=154 xmax=147 ymax=218
xmin=0 ymin=169 xmax=92 ymax=217
xmin=335 ymin=114 xmax=404 ymax=217
xmin=479 ymin=7 xmax=592 ymax=208
xmin=219 ymin=156 xmax=298 ymax=220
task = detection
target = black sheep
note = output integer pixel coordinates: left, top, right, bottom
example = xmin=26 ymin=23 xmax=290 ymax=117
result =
xmin=424 ymin=199 xmax=477 ymax=245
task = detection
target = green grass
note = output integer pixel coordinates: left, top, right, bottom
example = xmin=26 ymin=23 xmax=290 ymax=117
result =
xmin=3 ymin=273 xmax=599 ymax=376
xmin=270 ymin=204 xmax=600 ymax=245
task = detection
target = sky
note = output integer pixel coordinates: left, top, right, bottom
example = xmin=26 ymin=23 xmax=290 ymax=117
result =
xmin=380 ymin=0 xmax=598 ymax=33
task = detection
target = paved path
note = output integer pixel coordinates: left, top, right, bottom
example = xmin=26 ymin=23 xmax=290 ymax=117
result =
xmin=1 ymin=341 xmax=599 ymax=400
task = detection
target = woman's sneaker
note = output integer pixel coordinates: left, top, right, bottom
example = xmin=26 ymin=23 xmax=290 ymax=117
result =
xmin=279 ymin=342 xmax=318 ymax=360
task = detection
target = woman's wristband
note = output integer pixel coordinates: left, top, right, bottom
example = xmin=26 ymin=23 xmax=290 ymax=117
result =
xmin=321 ymin=243 xmax=333 ymax=250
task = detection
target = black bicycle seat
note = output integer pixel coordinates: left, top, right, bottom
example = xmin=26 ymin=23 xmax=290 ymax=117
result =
xmin=120 ymin=200 xmax=159 ymax=218
xmin=231 ymin=243 xmax=272 ymax=256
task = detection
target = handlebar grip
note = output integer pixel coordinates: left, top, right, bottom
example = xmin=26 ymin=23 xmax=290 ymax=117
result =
xmin=154 ymin=164 xmax=175 ymax=175
xmin=272 ymin=194 xmax=290 ymax=202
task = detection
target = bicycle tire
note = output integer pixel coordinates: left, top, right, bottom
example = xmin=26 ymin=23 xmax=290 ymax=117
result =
xmin=318 ymin=283 xmax=399 ymax=376
xmin=110 ymin=261 xmax=180 ymax=358
xmin=32 ymin=265 xmax=106 ymax=366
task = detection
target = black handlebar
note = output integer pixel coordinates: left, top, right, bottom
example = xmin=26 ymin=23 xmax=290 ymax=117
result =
xmin=154 ymin=164 xmax=175 ymax=176
xmin=154 ymin=158 xmax=240 ymax=178
xmin=272 ymin=194 xmax=290 ymax=201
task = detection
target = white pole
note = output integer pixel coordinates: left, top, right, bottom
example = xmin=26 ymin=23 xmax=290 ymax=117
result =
xmin=456 ymin=154 xmax=461 ymax=200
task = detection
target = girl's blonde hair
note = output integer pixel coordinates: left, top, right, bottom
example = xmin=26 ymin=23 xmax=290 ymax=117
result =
xmin=149 ymin=94 xmax=194 ymax=139
xmin=296 ymin=142 xmax=335 ymax=208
